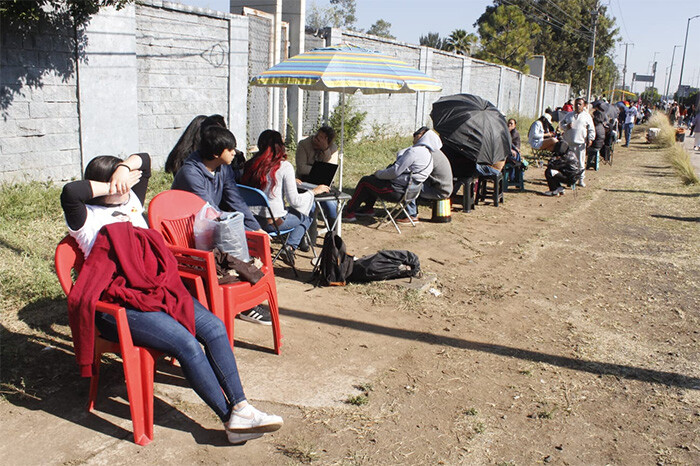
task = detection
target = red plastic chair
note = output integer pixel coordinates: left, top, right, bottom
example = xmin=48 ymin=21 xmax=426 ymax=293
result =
xmin=55 ymin=235 xmax=207 ymax=446
xmin=148 ymin=190 xmax=281 ymax=354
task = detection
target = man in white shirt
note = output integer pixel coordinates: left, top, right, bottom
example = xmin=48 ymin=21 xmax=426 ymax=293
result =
xmin=623 ymin=104 xmax=639 ymax=147
xmin=560 ymin=98 xmax=595 ymax=187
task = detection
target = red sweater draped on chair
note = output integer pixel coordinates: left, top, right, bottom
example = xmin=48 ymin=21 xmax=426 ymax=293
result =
xmin=67 ymin=222 xmax=195 ymax=376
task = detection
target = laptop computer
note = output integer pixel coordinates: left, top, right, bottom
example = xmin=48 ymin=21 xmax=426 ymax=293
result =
xmin=298 ymin=161 xmax=338 ymax=191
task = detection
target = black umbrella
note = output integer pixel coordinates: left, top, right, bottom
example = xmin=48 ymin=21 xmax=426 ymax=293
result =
xmin=430 ymin=94 xmax=510 ymax=165
xmin=592 ymin=100 xmax=619 ymax=120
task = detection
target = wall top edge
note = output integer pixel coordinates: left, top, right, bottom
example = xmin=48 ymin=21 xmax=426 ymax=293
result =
xmin=337 ymin=28 xmax=554 ymax=84
xmin=137 ymin=0 xmax=242 ymax=21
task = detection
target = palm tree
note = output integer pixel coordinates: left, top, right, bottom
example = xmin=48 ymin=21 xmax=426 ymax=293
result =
xmin=443 ymin=29 xmax=478 ymax=56
xmin=419 ymin=32 xmax=443 ymax=50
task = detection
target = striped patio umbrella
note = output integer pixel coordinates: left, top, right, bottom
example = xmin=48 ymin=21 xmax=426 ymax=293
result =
xmin=251 ymin=44 xmax=442 ymax=94
xmin=251 ymin=44 xmax=442 ymax=193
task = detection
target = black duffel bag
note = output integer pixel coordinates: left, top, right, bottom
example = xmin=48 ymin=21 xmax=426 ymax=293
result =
xmin=348 ymin=250 xmax=421 ymax=283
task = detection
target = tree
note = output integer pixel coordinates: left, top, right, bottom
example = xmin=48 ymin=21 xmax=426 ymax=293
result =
xmin=419 ymin=32 xmax=444 ymax=50
xmin=306 ymin=0 xmax=358 ymax=30
xmin=639 ymin=87 xmax=661 ymax=105
xmin=329 ymin=0 xmax=357 ymax=30
xmin=474 ymin=4 xmax=538 ymax=71
xmin=306 ymin=2 xmax=334 ymax=30
xmin=366 ymin=19 xmax=395 ymax=39
xmin=443 ymin=29 xmax=478 ymax=56
xmin=0 ymin=0 xmax=131 ymax=31
xmin=485 ymin=0 xmax=620 ymax=95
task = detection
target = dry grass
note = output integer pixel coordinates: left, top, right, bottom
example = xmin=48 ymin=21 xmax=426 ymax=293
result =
xmin=665 ymin=144 xmax=700 ymax=185
xmin=647 ymin=112 xmax=676 ymax=148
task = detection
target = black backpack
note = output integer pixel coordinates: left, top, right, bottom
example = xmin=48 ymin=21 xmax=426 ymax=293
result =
xmin=348 ymin=250 xmax=421 ymax=283
xmin=313 ymin=231 xmax=354 ymax=286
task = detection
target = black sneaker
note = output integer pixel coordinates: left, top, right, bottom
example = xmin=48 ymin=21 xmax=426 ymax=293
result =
xmin=298 ymin=235 xmax=310 ymax=252
xmin=238 ymin=305 xmax=272 ymax=326
xmin=278 ymin=245 xmax=296 ymax=268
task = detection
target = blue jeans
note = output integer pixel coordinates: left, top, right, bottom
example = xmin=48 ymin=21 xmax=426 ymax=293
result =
xmin=624 ymin=123 xmax=634 ymax=145
xmin=318 ymin=200 xmax=338 ymax=227
xmin=95 ymin=299 xmax=245 ymax=421
xmin=261 ymin=205 xmax=314 ymax=249
xmin=475 ymin=164 xmax=501 ymax=177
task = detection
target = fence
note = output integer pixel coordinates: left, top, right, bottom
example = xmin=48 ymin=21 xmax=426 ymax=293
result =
xmin=0 ymin=2 xmax=571 ymax=183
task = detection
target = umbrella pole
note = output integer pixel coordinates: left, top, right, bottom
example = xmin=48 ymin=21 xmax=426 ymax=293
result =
xmin=337 ymin=92 xmax=345 ymax=236
xmin=339 ymin=92 xmax=345 ymax=191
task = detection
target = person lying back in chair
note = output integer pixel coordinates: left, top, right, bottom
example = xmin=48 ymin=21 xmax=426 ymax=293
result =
xmin=343 ymin=127 xmax=437 ymax=223
xmin=60 ymin=152 xmax=283 ymax=445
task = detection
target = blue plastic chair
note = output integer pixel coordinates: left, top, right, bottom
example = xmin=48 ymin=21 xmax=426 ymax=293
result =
xmin=237 ymin=184 xmax=314 ymax=275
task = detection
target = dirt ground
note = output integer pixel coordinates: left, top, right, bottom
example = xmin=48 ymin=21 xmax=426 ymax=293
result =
xmin=2 ymin=132 xmax=700 ymax=465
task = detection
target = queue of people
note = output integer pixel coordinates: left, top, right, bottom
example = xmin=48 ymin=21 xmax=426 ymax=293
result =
xmin=59 ymin=99 xmax=638 ymax=446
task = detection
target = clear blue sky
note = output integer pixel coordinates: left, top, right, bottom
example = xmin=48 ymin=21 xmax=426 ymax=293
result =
xmin=179 ymin=0 xmax=699 ymax=95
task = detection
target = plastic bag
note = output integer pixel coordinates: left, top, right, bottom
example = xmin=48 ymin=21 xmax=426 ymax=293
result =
xmin=194 ymin=203 xmax=250 ymax=261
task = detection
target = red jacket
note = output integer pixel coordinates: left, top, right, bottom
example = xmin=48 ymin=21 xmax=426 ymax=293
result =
xmin=67 ymin=222 xmax=195 ymax=376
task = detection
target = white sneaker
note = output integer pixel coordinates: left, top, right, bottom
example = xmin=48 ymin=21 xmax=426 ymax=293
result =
xmin=543 ymin=190 xmax=556 ymax=196
xmin=553 ymin=187 xmax=565 ymax=196
xmin=577 ymin=179 xmax=586 ymax=187
xmin=227 ymin=404 xmax=283 ymax=433
xmin=226 ymin=431 xmax=264 ymax=445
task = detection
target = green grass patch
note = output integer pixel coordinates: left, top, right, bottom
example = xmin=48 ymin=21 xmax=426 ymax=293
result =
xmin=345 ymin=394 xmax=369 ymax=406
xmin=0 ymin=181 xmax=66 ymax=311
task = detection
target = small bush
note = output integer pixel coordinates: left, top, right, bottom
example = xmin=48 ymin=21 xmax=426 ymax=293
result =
xmin=647 ymin=112 xmax=675 ymax=148
xmin=666 ymin=145 xmax=700 ymax=185
xmin=329 ymin=97 xmax=367 ymax=145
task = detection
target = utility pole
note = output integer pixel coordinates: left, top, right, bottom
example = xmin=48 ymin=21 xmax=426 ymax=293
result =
xmin=621 ymin=42 xmax=633 ymax=91
xmin=586 ymin=1 xmax=600 ymax=104
xmin=665 ymin=45 xmax=682 ymax=100
xmin=677 ymin=14 xmax=700 ymax=98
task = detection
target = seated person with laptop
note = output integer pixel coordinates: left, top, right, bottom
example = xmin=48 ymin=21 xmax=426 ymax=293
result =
xmin=295 ymin=126 xmax=338 ymax=180
xmin=295 ymin=126 xmax=340 ymax=239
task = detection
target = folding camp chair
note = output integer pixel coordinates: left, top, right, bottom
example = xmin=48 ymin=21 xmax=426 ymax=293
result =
xmin=375 ymin=176 xmax=423 ymax=234
xmin=237 ymin=184 xmax=316 ymax=276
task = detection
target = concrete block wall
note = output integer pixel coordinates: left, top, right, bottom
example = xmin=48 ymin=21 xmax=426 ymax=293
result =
xmin=0 ymin=3 xmax=571 ymax=182
xmin=247 ymin=14 xmax=274 ymax=147
xmin=339 ymin=31 xmax=422 ymax=137
xmin=300 ymin=33 xmax=325 ymax=136
xmin=0 ymin=18 xmax=81 ymax=182
xmin=502 ymin=68 xmax=521 ymax=113
xmin=136 ymin=2 xmax=231 ymax=167
xmin=468 ymin=61 xmax=501 ymax=106
xmin=522 ymin=75 xmax=540 ymax=116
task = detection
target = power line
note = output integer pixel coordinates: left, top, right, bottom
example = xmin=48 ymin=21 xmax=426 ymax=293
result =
xmin=539 ymin=0 xmax=593 ymax=34
xmin=614 ymin=0 xmax=632 ymax=42
xmin=524 ymin=0 xmax=572 ymax=32
xmin=501 ymin=0 xmax=593 ymax=41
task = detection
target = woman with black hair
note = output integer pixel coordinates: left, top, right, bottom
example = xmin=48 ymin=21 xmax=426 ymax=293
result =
xmin=165 ymin=114 xmax=229 ymax=175
xmin=60 ymin=153 xmax=283 ymax=445
xmin=528 ymin=113 xmax=558 ymax=151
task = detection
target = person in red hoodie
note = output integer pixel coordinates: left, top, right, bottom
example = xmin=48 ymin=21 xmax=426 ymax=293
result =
xmin=60 ymin=153 xmax=282 ymax=445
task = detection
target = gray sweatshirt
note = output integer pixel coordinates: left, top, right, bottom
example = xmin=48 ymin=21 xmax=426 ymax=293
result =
xmin=374 ymin=130 xmax=438 ymax=190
